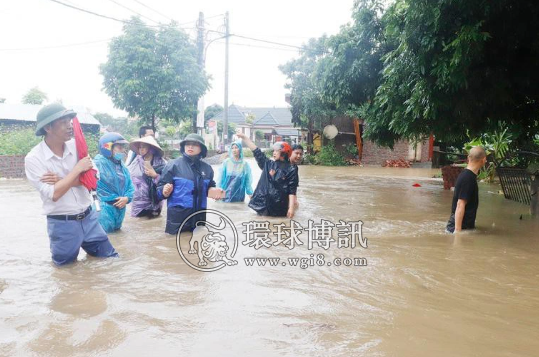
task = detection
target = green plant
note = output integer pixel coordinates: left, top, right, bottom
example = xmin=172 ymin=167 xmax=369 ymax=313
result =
xmin=0 ymin=127 xmax=41 ymax=155
xmin=317 ymin=141 xmax=346 ymax=166
xmin=344 ymin=143 xmax=359 ymax=157
xmin=463 ymin=122 xmax=513 ymax=182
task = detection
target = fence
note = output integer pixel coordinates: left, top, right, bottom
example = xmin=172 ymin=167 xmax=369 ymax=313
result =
xmin=496 ymin=167 xmax=532 ymax=205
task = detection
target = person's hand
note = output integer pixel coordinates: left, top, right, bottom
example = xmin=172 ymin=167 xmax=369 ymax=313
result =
xmin=287 ymin=208 xmax=295 ymax=219
xmin=144 ymin=166 xmax=158 ymax=178
xmin=163 ymin=183 xmax=173 ymax=198
xmin=113 ymin=197 xmax=129 ymax=209
xmin=40 ymin=172 xmax=61 ymax=185
xmin=208 ymin=187 xmax=225 ymax=200
xmin=74 ymin=156 xmax=93 ymax=174
xmin=269 ymin=169 xmax=276 ymax=177
xmin=236 ymin=132 xmax=246 ymax=140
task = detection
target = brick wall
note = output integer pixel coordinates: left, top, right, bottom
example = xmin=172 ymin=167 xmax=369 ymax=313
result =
xmin=362 ymin=139 xmax=430 ymax=165
xmin=0 ymin=155 xmax=26 ymax=178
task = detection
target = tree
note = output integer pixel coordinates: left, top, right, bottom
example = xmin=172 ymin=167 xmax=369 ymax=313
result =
xmin=365 ymin=0 xmax=539 ymax=147
xmin=204 ymin=104 xmax=223 ymax=121
xmin=100 ymin=17 xmax=209 ymax=130
xmin=0 ymin=98 xmax=6 ymax=103
xmin=282 ymin=0 xmax=539 ymax=149
xmin=22 ymin=87 xmax=48 ymax=105
xmin=216 ymin=121 xmax=236 ymax=140
xmin=279 ymin=37 xmax=336 ymax=152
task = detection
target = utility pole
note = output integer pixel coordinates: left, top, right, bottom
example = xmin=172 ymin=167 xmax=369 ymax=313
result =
xmin=223 ymin=11 xmax=230 ymax=145
xmin=194 ymin=12 xmax=205 ymax=134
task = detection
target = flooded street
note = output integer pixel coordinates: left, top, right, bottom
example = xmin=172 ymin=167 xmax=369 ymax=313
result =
xmin=1 ymin=162 xmax=539 ymax=356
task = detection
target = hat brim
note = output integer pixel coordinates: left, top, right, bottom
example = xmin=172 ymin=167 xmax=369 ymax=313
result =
xmin=180 ymin=140 xmax=208 ymax=158
xmin=35 ymin=110 xmax=77 ymax=136
xmin=129 ymin=141 xmax=164 ymax=157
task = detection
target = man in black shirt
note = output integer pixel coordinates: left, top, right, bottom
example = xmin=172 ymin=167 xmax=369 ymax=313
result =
xmin=446 ymin=146 xmax=487 ymax=233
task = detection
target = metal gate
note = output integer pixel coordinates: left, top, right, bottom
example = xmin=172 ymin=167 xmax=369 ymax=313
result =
xmin=496 ymin=167 xmax=532 ymax=205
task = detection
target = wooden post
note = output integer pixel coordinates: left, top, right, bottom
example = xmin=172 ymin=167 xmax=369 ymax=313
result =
xmin=353 ymin=118 xmax=363 ymax=160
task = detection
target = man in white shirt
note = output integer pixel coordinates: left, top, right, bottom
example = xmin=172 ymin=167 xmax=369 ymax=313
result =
xmin=25 ymin=103 xmax=118 ymax=266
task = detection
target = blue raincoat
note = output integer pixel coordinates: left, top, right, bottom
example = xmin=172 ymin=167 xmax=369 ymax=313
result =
xmin=94 ymin=154 xmax=135 ymax=233
xmin=156 ymin=153 xmax=216 ymax=235
xmin=219 ymin=142 xmax=254 ymax=202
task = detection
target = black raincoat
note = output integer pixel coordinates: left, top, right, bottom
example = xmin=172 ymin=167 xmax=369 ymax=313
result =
xmin=248 ymin=148 xmax=298 ymax=216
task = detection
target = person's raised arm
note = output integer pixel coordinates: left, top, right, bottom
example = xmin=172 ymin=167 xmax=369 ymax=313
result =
xmin=236 ymin=132 xmax=257 ymax=151
xmin=236 ymin=132 xmax=267 ymax=169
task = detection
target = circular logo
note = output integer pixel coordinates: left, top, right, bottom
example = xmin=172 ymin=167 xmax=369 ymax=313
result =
xmin=176 ymin=209 xmax=238 ymax=272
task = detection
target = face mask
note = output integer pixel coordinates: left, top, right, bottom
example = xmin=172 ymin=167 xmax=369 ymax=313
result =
xmin=114 ymin=152 xmax=125 ymax=161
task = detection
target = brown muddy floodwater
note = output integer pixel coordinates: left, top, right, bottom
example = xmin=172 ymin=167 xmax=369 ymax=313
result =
xmin=1 ymin=161 xmax=539 ymax=356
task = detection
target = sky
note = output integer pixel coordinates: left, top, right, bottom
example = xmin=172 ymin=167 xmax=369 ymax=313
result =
xmin=0 ymin=0 xmax=354 ymax=117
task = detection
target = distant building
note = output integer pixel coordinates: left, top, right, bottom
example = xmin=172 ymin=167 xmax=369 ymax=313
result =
xmin=0 ymin=103 xmax=101 ymax=134
xmin=208 ymin=104 xmax=300 ymax=149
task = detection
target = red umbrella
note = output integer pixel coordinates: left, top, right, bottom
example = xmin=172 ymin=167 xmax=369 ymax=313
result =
xmin=72 ymin=117 xmax=98 ymax=190
xmin=72 ymin=117 xmax=101 ymax=211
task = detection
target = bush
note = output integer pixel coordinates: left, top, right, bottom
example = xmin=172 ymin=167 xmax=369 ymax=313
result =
xmin=0 ymin=127 xmax=41 ymax=155
xmin=317 ymin=141 xmax=346 ymax=166
xmin=0 ymin=126 xmax=101 ymax=157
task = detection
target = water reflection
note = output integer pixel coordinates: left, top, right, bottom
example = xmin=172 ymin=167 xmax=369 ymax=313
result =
xmin=1 ymin=164 xmax=538 ymax=356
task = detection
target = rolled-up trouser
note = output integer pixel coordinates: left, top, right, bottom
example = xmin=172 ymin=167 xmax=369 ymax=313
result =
xmin=47 ymin=210 xmax=119 ymax=266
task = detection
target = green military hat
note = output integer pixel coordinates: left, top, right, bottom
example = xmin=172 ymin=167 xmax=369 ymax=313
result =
xmin=180 ymin=133 xmax=208 ymax=158
xmin=35 ymin=103 xmax=76 ymax=136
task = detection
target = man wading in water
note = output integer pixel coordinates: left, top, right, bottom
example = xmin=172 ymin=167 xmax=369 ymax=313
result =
xmin=25 ymin=103 xmax=119 ymax=265
xmin=446 ymin=146 xmax=487 ymax=233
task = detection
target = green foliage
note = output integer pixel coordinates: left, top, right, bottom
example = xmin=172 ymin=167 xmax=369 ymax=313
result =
xmin=255 ymin=130 xmax=264 ymax=141
xmin=463 ymin=123 xmax=513 ymax=182
xmin=0 ymin=98 xmax=6 ymax=103
xmin=317 ymin=141 xmax=347 ymax=166
xmin=22 ymin=87 xmax=48 ymax=105
xmin=216 ymin=121 xmax=236 ymax=139
xmin=245 ymin=113 xmax=255 ymax=125
xmin=0 ymin=127 xmax=100 ymax=158
xmin=0 ymin=127 xmax=41 ymax=155
xmin=86 ymin=133 xmax=100 ymax=158
xmin=344 ymin=143 xmax=359 ymax=157
xmin=282 ymin=0 xmax=539 ymax=149
xmin=100 ymin=17 xmax=209 ymax=129
xmin=279 ymin=36 xmax=337 ymax=137
xmin=204 ymin=104 xmax=223 ymax=121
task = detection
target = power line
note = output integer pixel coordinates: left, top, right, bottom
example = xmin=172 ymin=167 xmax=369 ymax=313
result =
xmin=205 ymin=29 xmax=304 ymax=49
xmin=211 ymin=39 xmax=299 ymax=52
xmin=46 ymin=0 xmax=178 ymax=29
xmin=130 ymin=0 xmax=174 ymax=22
xmin=229 ymin=42 xmax=299 ymax=52
xmin=231 ymin=34 xmax=303 ymax=49
xmin=105 ymin=0 xmax=159 ymax=24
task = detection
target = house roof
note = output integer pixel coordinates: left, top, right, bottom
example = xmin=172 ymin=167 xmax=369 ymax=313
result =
xmin=273 ymin=128 xmax=301 ymax=137
xmin=253 ymin=112 xmax=279 ymax=126
xmin=212 ymin=104 xmax=293 ymax=127
xmin=0 ymin=103 xmax=101 ymax=126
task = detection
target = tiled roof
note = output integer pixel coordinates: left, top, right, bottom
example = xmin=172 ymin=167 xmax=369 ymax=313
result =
xmin=212 ymin=105 xmax=293 ymax=127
